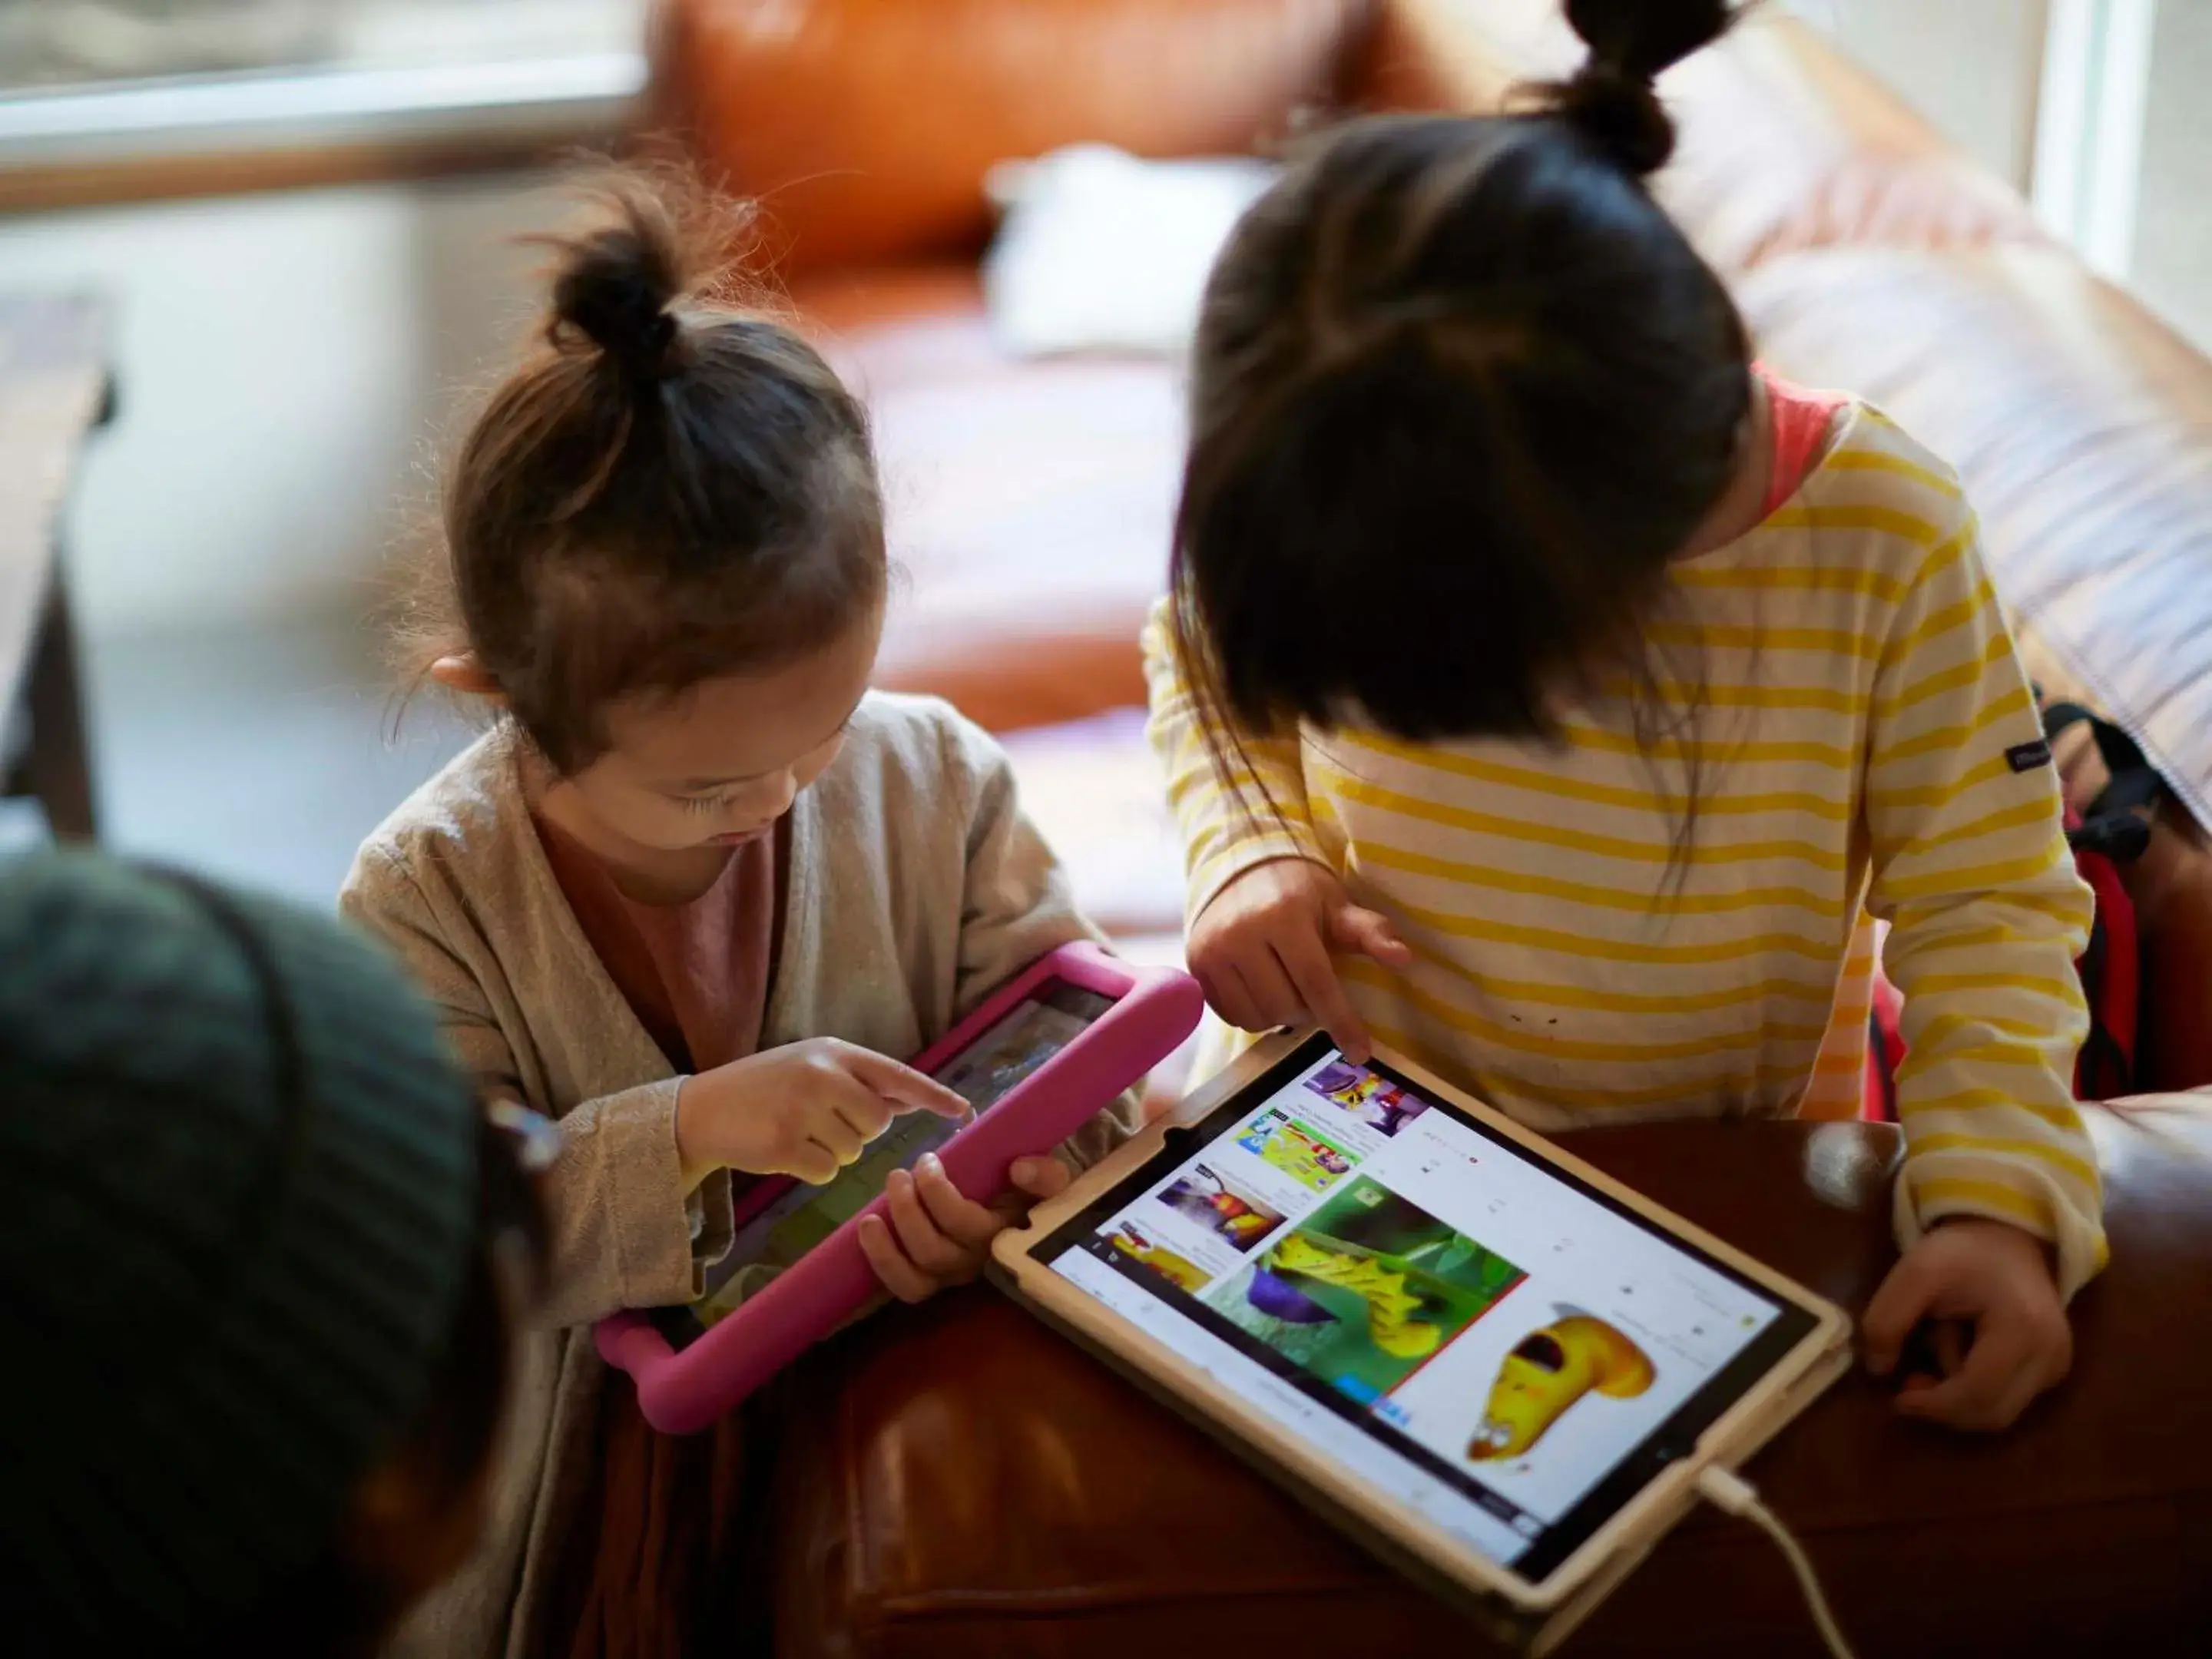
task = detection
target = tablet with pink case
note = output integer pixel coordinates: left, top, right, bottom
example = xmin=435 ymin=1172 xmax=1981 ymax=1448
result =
xmin=596 ymin=941 xmax=1202 ymax=1432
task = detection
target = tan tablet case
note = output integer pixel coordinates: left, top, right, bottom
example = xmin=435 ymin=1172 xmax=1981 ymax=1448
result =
xmin=992 ymin=1031 xmax=1854 ymax=1654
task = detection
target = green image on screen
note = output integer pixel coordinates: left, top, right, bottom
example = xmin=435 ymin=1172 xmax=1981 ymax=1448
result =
xmin=1204 ymin=1176 xmax=1526 ymax=1403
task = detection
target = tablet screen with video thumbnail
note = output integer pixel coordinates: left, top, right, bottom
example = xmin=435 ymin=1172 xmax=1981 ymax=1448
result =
xmin=1031 ymin=1035 xmax=1820 ymax=1585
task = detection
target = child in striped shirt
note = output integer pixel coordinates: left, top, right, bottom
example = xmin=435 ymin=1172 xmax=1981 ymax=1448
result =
xmin=1146 ymin=0 xmax=2096 ymax=1433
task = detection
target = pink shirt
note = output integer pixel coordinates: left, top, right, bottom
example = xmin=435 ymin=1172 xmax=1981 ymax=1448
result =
xmin=1758 ymin=363 xmax=1849 ymax=516
xmin=535 ymin=817 xmax=779 ymax=1075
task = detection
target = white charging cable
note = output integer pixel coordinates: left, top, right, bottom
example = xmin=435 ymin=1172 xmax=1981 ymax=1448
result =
xmin=1695 ymin=1467 xmax=1859 ymax=1659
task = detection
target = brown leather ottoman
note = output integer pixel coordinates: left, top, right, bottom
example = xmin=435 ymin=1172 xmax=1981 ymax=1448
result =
xmin=770 ymin=1104 xmax=2212 ymax=1657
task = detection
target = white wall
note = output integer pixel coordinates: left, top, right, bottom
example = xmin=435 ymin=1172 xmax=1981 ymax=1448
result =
xmin=1803 ymin=0 xmax=2205 ymax=356
xmin=2132 ymin=0 xmax=2212 ymax=352
xmin=0 ymin=172 xmax=564 ymax=637
xmin=1795 ymin=0 xmax=2051 ymax=190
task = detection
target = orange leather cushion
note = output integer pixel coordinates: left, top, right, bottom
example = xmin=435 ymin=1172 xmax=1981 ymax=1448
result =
xmin=657 ymin=0 xmax=1366 ymax=273
xmin=791 ymin=266 xmax=1177 ymax=733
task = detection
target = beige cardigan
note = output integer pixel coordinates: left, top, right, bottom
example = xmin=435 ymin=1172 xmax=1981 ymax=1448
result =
xmin=341 ymin=693 xmax=1134 ymax=1659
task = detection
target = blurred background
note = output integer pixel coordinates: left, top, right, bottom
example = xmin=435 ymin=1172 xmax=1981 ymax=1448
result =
xmin=0 ymin=0 xmax=2205 ymax=923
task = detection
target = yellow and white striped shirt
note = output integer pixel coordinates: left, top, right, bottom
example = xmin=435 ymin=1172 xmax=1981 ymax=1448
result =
xmin=1145 ymin=402 xmax=2104 ymax=1297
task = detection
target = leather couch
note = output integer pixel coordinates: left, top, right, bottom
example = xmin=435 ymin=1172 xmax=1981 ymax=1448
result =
xmin=657 ymin=0 xmax=2212 ymax=1088
xmin=648 ymin=2 xmax=2212 ymax=1651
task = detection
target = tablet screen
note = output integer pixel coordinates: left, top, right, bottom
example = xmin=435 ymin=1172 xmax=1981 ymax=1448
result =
xmin=655 ymin=980 xmax=1119 ymax=1348
xmin=1031 ymin=1035 xmax=1820 ymax=1584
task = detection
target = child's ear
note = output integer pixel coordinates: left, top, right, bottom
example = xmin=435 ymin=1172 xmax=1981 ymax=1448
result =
xmin=431 ymin=653 xmax=505 ymax=703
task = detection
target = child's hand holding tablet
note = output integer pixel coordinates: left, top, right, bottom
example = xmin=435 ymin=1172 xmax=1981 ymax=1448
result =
xmin=859 ymin=1147 xmax=1071 ymax=1305
xmin=598 ymin=943 xmax=1204 ymax=1431
xmin=671 ymin=1036 xmax=1060 ymax=1303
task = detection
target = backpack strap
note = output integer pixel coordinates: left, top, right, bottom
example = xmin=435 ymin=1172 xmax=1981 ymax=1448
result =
xmin=1865 ymin=1011 xmax=1899 ymax=1121
xmin=2040 ymin=697 xmax=2167 ymax=863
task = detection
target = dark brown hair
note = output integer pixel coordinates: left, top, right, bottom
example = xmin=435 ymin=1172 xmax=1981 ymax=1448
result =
xmin=1171 ymin=0 xmax=1747 ymax=757
xmin=403 ymin=172 xmax=885 ymax=774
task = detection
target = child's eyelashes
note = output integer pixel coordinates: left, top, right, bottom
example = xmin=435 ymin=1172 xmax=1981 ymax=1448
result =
xmin=676 ymin=793 xmax=732 ymax=816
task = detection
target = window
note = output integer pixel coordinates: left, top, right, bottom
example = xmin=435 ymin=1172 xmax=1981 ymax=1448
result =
xmin=2123 ymin=1 xmax=2212 ymax=351
xmin=2033 ymin=0 xmax=2211 ymax=352
xmin=1802 ymin=1 xmax=2208 ymax=353
xmin=0 ymin=2 xmax=646 ymax=194
xmin=0 ymin=1 xmax=642 ymax=91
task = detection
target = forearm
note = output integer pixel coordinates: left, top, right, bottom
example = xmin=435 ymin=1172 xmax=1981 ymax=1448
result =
xmin=534 ymin=1076 xmax=734 ymax=1328
xmin=1883 ymin=881 xmax=2104 ymax=1298
xmin=1866 ymin=517 xmax=2104 ymax=1296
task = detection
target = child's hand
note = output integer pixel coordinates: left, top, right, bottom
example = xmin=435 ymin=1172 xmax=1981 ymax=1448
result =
xmin=856 ymin=1151 xmax=1071 ymax=1303
xmin=1860 ymin=1217 xmax=2074 ymax=1431
xmin=674 ymin=1038 xmax=969 ymax=1186
xmin=1187 ymin=857 xmax=1412 ymax=1063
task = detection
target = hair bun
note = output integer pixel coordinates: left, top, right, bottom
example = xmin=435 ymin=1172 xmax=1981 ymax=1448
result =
xmin=1551 ymin=63 xmax=1676 ymax=174
xmin=550 ymin=204 xmax=684 ymax=383
xmin=1546 ymin=0 xmax=1737 ymax=176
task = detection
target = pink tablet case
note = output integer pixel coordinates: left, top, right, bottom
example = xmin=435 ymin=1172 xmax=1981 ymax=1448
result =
xmin=596 ymin=942 xmax=1202 ymax=1432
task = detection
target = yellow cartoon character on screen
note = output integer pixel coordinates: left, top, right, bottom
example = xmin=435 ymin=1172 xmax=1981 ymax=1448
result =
xmin=1468 ymin=1309 xmax=1655 ymax=1462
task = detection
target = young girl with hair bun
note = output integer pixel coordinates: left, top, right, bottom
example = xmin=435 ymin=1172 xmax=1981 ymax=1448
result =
xmin=346 ymin=177 xmax=1132 ymax=1657
xmin=1149 ymin=0 xmax=2097 ymax=1441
